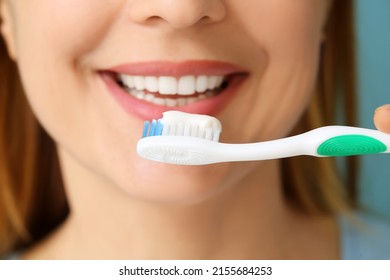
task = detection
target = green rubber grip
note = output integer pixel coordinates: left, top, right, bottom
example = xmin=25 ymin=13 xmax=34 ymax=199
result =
xmin=317 ymin=135 xmax=387 ymax=156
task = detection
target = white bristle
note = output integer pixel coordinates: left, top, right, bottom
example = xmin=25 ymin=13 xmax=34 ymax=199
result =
xmin=184 ymin=122 xmax=191 ymax=136
xmin=205 ymin=128 xmax=212 ymax=140
xmin=198 ymin=128 xmax=205 ymax=139
xmin=177 ymin=123 xmax=184 ymax=136
xmin=162 ymin=123 xmax=169 ymax=135
xmin=191 ymin=125 xmax=199 ymax=137
xmin=157 ymin=120 xmax=222 ymax=142
xmin=213 ymin=131 xmax=221 ymax=142
xmin=170 ymin=123 xmax=176 ymax=135
xmin=155 ymin=111 xmax=222 ymax=142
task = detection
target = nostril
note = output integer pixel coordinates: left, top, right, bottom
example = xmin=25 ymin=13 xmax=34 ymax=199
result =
xmin=144 ymin=15 xmax=165 ymax=25
xmin=199 ymin=15 xmax=211 ymax=24
xmin=127 ymin=0 xmax=226 ymax=29
xmin=157 ymin=11 xmax=212 ymax=29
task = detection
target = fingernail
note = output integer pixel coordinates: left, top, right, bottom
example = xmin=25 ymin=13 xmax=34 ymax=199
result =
xmin=375 ymin=104 xmax=390 ymax=112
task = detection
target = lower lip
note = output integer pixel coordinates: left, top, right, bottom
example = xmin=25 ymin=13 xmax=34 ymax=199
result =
xmin=100 ymin=72 xmax=247 ymax=120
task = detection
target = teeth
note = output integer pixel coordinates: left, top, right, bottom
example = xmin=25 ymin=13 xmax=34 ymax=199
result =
xmin=177 ymin=98 xmax=186 ymax=106
xmin=118 ymin=74 xmax=226 ymax=107
xmin=120 ymin=75 xmax=134 ymax=89
xmin=158 ymin=76 xmax=177 ymax=95
xmin=165 ymin=98 xmax=177 ymax=107
xmin=125 ymin=88 xmax=218 ymax=107
xmin=208 ymin=76 xmax=220 ymax=90
xmin=196 ymin=75 xmax=208 ymax=92
xmin=134 ymin=76 xmax=145 ymax=91
xmin=178 ymin=75 xmax=196 ymax=95
xmin=153 ymin=97 xmax=165 ymax=106
xmin=119 ymin=74 xmax=225 ymax=96
xmin=144 ymin=76 xmax=158 ymax=92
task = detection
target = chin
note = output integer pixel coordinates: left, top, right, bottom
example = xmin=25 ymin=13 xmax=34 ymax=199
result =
xmin=122 ymin=160 xmax=234 ymax=205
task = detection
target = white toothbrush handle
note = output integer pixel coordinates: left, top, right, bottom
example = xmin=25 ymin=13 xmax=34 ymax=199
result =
xmin=213 ymin=135 xmax=311 ymax=162
xmin=137 ymin=126 xmax=390 ymax=165
xmin=212 ymin=126 xmax=390 ymax=163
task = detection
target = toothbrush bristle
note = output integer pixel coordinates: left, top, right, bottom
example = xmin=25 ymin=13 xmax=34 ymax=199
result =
xmin=142 ymin=119 xmax=164 ymax=138
xmin=142 ymin=118 xmax=221 ymax=142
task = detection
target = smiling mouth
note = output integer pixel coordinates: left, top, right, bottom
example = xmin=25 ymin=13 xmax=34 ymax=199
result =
xmin=101 ymin=61 xmax=248 ymax=119
xmin=115 ymin=74 xmax=230 ymax=107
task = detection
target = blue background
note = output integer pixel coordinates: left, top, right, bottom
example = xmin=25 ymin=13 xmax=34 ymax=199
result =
xmin=356 ymin=0 xmax=390 ymax=216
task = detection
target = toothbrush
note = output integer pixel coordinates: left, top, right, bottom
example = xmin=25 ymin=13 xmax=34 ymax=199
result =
xmin=136 ymin=115 xmax=390 ymax=165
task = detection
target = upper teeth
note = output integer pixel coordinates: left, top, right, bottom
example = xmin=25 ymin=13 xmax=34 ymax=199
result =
xmin=119 ymin=74 xmax=225 ymax=96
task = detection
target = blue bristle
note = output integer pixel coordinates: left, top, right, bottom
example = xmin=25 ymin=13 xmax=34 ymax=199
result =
xmin=155 ymin=120 xmax=163 ymax=136
xmin=149 ymin=119 xmax=157 ymax=136
xmin=142 ymin=119 xmax=164 ymax=137
xmin=142 ymin=121 xmax=150 ymax=138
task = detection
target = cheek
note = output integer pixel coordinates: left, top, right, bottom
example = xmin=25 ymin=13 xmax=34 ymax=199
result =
xmin=13 ymin=1 xmax=114 ymax=119
xmin=11 ymin=2 xmax=141 ymax=188
xmin=13 ymin=1 xmax=121 ymax=56
xmin=232 ymin=0 xmax=326 ymax=48
xmin=13 ymin=0 xmax=122 ymax=102
xmin=12 ymin=1 xmax=126 ymax=145
xmin=220 ymin=1 xmax=324 ymax=142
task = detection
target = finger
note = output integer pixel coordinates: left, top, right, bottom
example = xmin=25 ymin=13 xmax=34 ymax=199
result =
xmin=373 ymin=104 xmax=390 ymax=134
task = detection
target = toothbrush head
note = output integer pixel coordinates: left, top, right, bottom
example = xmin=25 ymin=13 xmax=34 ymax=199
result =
xmin=137 ymin=111 xmax=223 ymax=165
xmin=141 ymin=118 xmax=221 ymax=141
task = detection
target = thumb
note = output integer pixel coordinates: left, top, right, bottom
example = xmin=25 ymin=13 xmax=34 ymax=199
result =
xmin=374 ymin=104 xmax=390 ymax=134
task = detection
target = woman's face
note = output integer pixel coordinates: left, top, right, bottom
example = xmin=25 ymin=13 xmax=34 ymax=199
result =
xmin=1 ymin=0 xmax=330 ymax=203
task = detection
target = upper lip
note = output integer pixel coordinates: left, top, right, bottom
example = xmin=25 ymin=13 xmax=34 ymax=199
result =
xmin=106 ymin=60 xmax=247 ymax=76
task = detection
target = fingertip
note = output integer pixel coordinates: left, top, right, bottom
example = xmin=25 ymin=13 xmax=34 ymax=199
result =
xmin=374 ymin=104 xmax=390 ymax=134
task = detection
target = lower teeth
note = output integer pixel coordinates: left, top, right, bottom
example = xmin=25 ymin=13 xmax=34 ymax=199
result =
xmin=124 ymin=88 xmax=218 ymax=107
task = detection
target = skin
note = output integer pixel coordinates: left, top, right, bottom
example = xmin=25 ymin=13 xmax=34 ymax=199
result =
xmin=1 ymin=0 xmax=388 ymax=259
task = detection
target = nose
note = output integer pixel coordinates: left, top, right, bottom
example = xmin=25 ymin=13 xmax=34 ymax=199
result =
xmin=127 ymin=0 xmax=226 ymax=29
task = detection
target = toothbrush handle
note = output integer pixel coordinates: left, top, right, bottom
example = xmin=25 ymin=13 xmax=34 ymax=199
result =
xmin=137 ymin=126 xmax=390 ymax=165
xmin=213 ymin=126 xmax=390 ymax=163
xmin=215 ymin=134 xmax=307 ymax=162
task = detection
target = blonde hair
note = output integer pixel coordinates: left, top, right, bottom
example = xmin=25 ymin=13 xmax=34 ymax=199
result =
xmin=283 ymin=0 xmax=357 ymax=214
xmin=0 ymin=1 xmax=357 ymax=256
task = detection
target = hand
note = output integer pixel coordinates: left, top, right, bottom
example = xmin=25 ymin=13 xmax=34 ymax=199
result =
xmin=374 ymin=105 xmax=390 ymax=134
